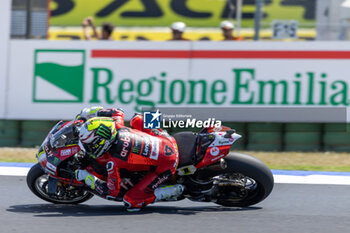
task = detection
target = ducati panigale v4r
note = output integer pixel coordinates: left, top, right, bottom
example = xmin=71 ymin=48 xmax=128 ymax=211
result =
xmin=27 ymin=120 xmax=274 ymax=208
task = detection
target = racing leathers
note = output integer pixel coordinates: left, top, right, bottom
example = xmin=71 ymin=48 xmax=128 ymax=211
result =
xmin=75 ymin=107 xmax=182 ymax=210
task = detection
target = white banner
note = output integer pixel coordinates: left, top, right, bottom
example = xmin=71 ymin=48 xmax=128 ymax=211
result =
xmin=0 ymin=0 xmax=11 ymax=118
xmin=5 ymin=40 xmax=350 ymax=122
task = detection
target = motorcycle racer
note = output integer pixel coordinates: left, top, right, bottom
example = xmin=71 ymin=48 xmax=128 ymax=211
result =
xmin=74 ymin=107 xmax=183 ymax=211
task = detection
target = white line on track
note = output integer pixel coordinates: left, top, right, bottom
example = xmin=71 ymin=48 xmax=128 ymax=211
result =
xmin=1 ymin=166 xmax=350 ymax=185
xmin=0 ymin=167 xmax=30 ymax=176
xmin=274 ymin=175 xmax=350 ymax=185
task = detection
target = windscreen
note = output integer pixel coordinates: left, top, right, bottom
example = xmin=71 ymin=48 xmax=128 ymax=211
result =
xmin=50 ymin=124 xmax=79 ymax=148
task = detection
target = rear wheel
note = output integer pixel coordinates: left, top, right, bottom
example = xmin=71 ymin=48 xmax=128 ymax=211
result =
xmin=26 ymin=163 xmax=94 ymax=204
xmin=198 ymin=153 xmax=274 ymax=207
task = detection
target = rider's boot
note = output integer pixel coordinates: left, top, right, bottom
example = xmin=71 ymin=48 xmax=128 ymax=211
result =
xmin=154 ymin=184 xmax=184 ymax=201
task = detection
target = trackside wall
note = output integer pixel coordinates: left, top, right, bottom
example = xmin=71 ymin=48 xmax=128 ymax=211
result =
xmin=2 ymin=38 xmax=350 ymax=150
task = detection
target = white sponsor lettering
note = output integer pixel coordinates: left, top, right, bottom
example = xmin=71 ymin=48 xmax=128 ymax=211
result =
xmin=142 ymin=136 xmax=150 ymax=156
xmin=211 ymin=154 xmax=226 ymax=162
xmin=60 ymin=148 xmax=71 ymax=156
xmin=120 ymin=132 xmax=131 ymax=157
xmin=149 ymin=137 xmax=159 ymax=160
xmin=152 ymin=175 xmax=168 ymax=189
xmin=213 ymin=127 xmax=222 ymax=132
xmin=210 ymin=132 xmax=236 ymax=147
xmin=46 ymin=162 xmax=57 ymax=172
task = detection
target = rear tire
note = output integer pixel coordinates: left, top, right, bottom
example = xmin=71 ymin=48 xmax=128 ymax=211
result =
xmin=26 ymin=163 xmax=94 ymax=204
xmin=198 ymin=153 xmax=274 ymax=207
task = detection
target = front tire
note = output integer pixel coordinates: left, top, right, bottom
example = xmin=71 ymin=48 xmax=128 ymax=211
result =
xmin=26 ymin=163 xmax=94 ymax=204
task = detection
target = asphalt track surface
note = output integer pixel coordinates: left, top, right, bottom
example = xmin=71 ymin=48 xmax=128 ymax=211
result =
xmin=1 ymin=176 xmax=350 ymax=233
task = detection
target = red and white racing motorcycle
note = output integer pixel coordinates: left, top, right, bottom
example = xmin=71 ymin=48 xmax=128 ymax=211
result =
xmin=27 ymin=120 xmax=274 ymax=207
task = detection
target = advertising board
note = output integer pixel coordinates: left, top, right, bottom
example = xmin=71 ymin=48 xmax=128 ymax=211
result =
xmin=50 ymin=0 xmax=315 ymax=28
xmin=0 ymin=0 xmax=11 ymax=119
xmin=5 ymin=41 xmax=350 ymax=122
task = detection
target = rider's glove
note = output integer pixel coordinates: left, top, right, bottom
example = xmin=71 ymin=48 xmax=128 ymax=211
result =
xmin=116 ymin=108 xmax=124 ymax=113
xmin=75 ymin=170 xmax=109 ymax=196
xmin=75 ymin=169 xmax=89 ymax=181
xmin=75 ymin=169 xmax=97 ymax=190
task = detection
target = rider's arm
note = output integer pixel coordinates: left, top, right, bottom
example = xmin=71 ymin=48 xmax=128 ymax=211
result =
xmin=76 ymin=107 xmax=124 ymax=124
xmin=98 ymin=108 xmax=125 ymax=125
xmin=130 ymin=113 xmax=168 ymax=137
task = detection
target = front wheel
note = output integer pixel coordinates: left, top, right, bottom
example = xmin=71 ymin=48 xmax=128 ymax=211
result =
xmin=198 ymin=153 xmax=274 ymax=207
xmin=26 ymin=163 xmax=94 ymax=204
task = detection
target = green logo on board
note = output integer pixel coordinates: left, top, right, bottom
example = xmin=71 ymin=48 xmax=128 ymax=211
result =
xmin=33 ymin=50 xmax=85 ymax=103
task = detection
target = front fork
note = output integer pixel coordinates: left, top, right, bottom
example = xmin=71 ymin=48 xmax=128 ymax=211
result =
xmin=47 ymin=176 xmax=59 ymax=196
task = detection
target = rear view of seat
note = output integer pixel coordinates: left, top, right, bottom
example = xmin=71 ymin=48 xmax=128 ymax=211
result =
xmin=173 ymin=132 xmax=197 ymax=167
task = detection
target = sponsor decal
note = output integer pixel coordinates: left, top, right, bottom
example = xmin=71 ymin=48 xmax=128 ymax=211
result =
xmin=120 ymin=132 xmax=131 ymax=158
xmin=149 ymin=137 xmax=159 ymax=160
xmin=152 ymin=176 xmax=168 ymax=189
xmin=141 ymin=136 xmax=151 ymax=158
xmin=32 ymin=48 xmax=350 ymax=116
xmin=46 ymin=162 xmax=57 ymax=172
xmin=210 ymin=146 xmax=220 ymax=156
xmin=45 ymin=168 xmax=56 ymax=176
xmin=60 ymin=146 xmax=80 ymax=156
xmin=50 ymin=0 xmax=314 ymax=28
xmin=53 ymin=157 xmax=60 ymax=165
xmin=111 ymin=129 xmax=132 ymax=161
xmin=210 ymin=132 xmax=236 ymax=147
xmin=218 ymin=139 xmax=232 ymax=144
xmin=106 ymin=161 xmax=114 ymax=172
xmin=177 ymin=165 xmax=197 ymax=176
xmin=211 ymin=154 xmax=226 ymax=162
xmin=60 ymin=148 xmax=72 ymax=156
xmin=213 ymin=127 xmax=222 ymax=132
xmin=146 ymin=170 xmax=172 ymax=193
xmin=164 ymin=145 xmax=174 ymax=156
xmin=107 ymin=178 xmax=116 ymax=191
xmin=120 ymin=178 xmax=134 ymax=190
xmin=132 ymin=134 xmax=143 ymax=155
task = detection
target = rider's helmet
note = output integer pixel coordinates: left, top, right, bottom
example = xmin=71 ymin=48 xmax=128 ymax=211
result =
xmin=78 ymin=117 xmax=117 ymax=159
